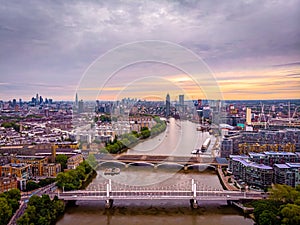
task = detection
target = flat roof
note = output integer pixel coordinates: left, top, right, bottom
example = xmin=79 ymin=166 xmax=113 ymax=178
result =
xmin=264 ymin=151 xmax=296 ymax=156
xmin=229 ymin=155 xmax=249 ymax=159
xmin=233 ymin=158 xmax=272 ymax=170
xmin=274 ymin=164 xmax=290 ymax=169
xmin=249 ymin=152 xmax=265 ymax=157
xmin=15 ymin=155 xmax=45 ymax=159
xmin=286 ymin=163 xmax=300 ymax=168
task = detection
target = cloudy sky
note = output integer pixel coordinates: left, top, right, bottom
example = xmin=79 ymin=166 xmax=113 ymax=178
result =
xmin=0 ymin=0 xmax=299 ymax=101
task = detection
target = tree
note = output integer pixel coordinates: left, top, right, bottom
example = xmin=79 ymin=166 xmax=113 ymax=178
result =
xmin=141 ymin=128 xmax=150 ymax=139
xmin=269 ymin=184 xmax=300 ymax=204
xmin=38 ymin=178 xmax=55 ymax=187
xmin=280 ymin=204 xmax=300 ymax=225
xmin=258 ymin=210 xmax=279 ymax=225
xmin=253 ymin=200 xmax=280 ymax=223
xmin=17 ymin=194 xmax=65 ymax=225
xmin=55 ymin=154 xmax=68 ymax=170
xmin=16 ymin=212 xmax=31 ymax=225
xmin=26 ymin=181 xmax=40 ymax=191
xmin=5 ymin=189 xmax=21 ymax=212
xmin=0 ymin=197 xmax=12 ymax=225
xmin=86 ymin=153 xmax=97 ymax=169
xmin=6 ymin=189 xmax=21 ymax=201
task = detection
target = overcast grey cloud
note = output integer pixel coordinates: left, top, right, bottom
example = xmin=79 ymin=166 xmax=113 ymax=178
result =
xmin=0 ymin=0 xmax=299 ymax=100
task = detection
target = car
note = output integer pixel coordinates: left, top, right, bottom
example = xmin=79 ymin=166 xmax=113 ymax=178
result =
xmin=191 ymin=149 xmax=200 ymax=154
xmin=72 ymin=195 xmax=77 ymax=198
xmin=226 ymin=195 xmax=230 ymax=198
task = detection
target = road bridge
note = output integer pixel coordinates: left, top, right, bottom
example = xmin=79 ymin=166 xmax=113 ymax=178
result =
xmin=57 ymin=179 xmax=265 ymax=209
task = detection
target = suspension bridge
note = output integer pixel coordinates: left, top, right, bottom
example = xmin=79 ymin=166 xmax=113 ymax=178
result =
xmin=57 ymin=179 xmax=266 ymax=209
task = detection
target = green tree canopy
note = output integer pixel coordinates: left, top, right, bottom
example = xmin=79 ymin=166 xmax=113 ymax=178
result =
xmin=0 ymin=197 xmax=12 ymax=225
xmin=269 ymin=184 xmax=300 ymax=204
xmin=280 ymin=204 xmax=300 ymax=225
xmin=55 ymin=154 xmax=68 ymax=170
xmin=17 ymin=194 xmax=65 ymax=225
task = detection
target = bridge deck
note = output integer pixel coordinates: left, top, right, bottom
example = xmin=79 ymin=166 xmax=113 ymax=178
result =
xmin=95 ymin=154 xmax=227 ymax=166
xmin=58 ymin=190 xmax=265 ymax=201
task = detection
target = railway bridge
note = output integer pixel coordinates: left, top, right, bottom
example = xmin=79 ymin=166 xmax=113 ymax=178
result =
xmin=95 ymin=154 xmax=228 ymax=170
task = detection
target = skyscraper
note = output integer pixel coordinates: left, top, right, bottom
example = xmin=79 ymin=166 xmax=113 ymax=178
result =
xmin=246 ymin=108 xmax=252 ymax=125
xmin=78 ymin=100 xmax=84 ymax=113
xmin=36 ymin=93 xmax=39 ymax=105
xmin=75 ymin=93 xmax=78 ymax=106
xmin=166 ymin=93 xmax=170 ymax=117
xmin=179 ymin=94 xmax=184 ymax=106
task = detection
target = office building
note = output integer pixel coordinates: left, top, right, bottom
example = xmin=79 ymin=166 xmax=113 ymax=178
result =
xmin=221 ymin=138 xmax=233 ymax=158
xmin=0 ymin=177 xmax=18 ymax=193
xmin=274 ymin=163 xmax=300 ymax=188
xmin=75 ymin=93 xmax=78 ymax=106
xmin=43 ymin=163 xmax=61 ymax=177
xmin=67 ymin=154 xmax=84 ymax=170
xmin=78 ymin=100 xmax=84 ymax=113
xmin=246 ymin=108 xmax=251 ymax=125
xmin=166 ymin=93 xmax=170 ymax=117
xmin=179 ymin=95 xmax=184 ymax=106
xmin=249 ymin=151 xmax=298 ymax=167
xmin=11 ymin=156 xmax=48 ymax=177
xmin=229 ymin=155 xmax=273 ymax=189
xmin=0 ymin=163 xmax=31 ymax=179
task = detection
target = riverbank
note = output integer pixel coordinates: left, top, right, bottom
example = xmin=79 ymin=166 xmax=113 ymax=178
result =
xmin=216 ymin=166 xmax=239 ymax=191
xmin=104 ymin=117 xmax=167 ymax=154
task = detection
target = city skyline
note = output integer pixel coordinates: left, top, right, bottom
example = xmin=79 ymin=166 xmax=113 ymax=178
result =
xmin=0 ymin=0 xmax=300 ymax=101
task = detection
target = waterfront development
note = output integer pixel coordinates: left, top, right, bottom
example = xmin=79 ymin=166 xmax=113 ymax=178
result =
xmin=56 ymin=118 xmax=254 ymax=225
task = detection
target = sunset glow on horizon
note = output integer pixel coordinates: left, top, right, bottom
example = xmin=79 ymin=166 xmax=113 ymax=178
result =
xmin=0 ymin=1 xmax=299 ymax=101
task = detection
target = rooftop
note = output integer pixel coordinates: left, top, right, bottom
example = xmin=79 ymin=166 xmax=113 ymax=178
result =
xmin=232 ymin=157 xmax=273 ymax=170
xmin=15 ymin=155 xmax=46 ymax=159
xmin=286 ymin=163 xmax=300 ymax=168
xmin=274 ymin=164 xmax=290 ymax=169
xmin=264 ymin=151 xmax=296 ymax=156
xmin=249 ymin=152 xmax=265 ymax=157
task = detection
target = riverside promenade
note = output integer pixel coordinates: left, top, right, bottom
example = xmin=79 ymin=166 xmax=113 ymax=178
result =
xmin=216 ymin=166 xmax=239 ymax=191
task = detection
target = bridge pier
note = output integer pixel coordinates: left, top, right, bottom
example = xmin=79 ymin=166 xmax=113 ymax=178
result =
xmin=66 ymin=200 xmax=77 ymax=206
xmin=189 ymin=199 xmax=198 ymax=209
xmin=105 ymin=199 xmax=114 ymax=209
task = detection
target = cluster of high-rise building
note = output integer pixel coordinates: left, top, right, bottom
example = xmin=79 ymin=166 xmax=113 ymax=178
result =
xmin=222 ymin=100 xmax=300 ymax=190
xmin=221 ymin=128 xmax=300 ymax=158
xmin=0 ymin=93 xmax=54 ymax=111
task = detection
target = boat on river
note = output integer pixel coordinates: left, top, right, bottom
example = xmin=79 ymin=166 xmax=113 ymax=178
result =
xmin=104 ymin=167 xmax=121 ymax=175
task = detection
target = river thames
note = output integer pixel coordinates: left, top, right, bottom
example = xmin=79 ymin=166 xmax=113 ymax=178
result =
xmin=57 ymin=119 xmax=254 ymax=225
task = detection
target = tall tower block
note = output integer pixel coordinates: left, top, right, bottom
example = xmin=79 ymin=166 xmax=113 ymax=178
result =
xmin=246 ymin=108 xmax=252 ymax=125
xmin=166 ymin=93 xmax=170 ymax=117
xmin=75 ymin=93 xmax=78 ymax=106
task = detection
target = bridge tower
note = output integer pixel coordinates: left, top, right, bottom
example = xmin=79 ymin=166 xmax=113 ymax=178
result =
xmin=105 ymin=179 xmax=114 ymax=209
xmin=190 ymin=179 xmax=198 ymax=209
